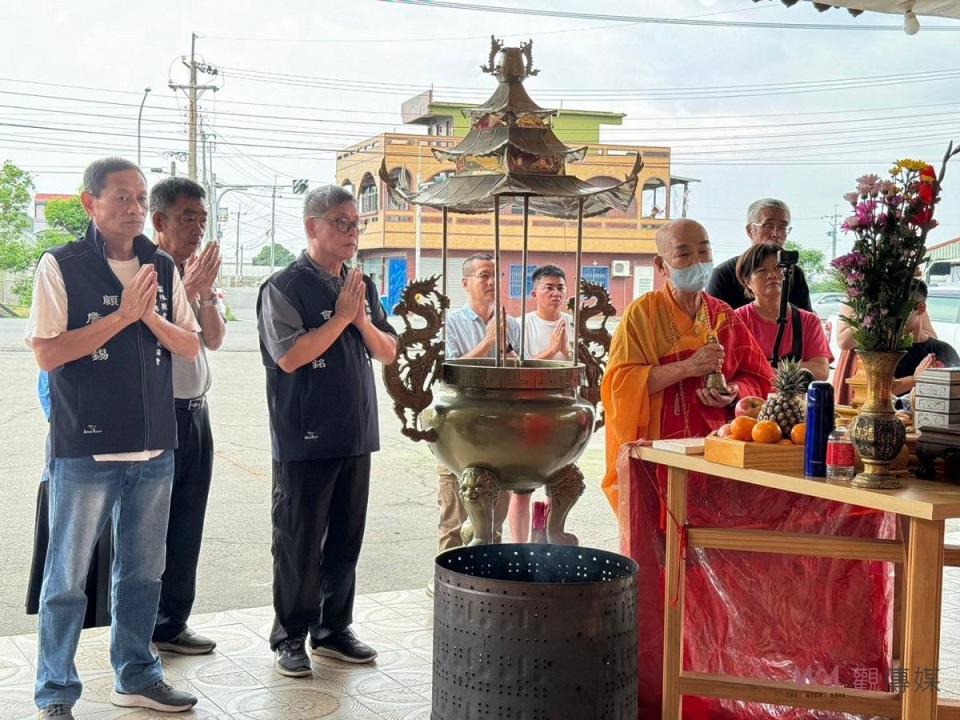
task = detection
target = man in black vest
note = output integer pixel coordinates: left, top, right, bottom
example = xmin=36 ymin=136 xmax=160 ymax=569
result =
xmin=706 ymin=198 xmax=812 ymax=312
xmin=150 ymin=177 xmax=225 ymax=656
xmin=257 ymin=185 xmax=397 ymax=677
xmin=26 ymin=157 xmax=201 ymax=719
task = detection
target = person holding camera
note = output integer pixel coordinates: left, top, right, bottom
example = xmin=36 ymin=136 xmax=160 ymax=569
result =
xmin=706 ymin=198 xmax=812 ymax=312
xmin=733 ymin=242 xmax=831 ymax=380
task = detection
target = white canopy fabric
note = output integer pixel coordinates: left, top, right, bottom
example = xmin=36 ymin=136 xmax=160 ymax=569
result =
xmin=817 ymin=0 xmax=960 ymax=18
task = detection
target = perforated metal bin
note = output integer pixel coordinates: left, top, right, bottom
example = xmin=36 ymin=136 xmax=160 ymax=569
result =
xmin=432 ymin=544 xmax=639 ymax=720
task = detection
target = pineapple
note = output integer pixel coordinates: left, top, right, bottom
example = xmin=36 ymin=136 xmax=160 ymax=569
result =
xmin=758 ymin=359 xmax=810 ymax=438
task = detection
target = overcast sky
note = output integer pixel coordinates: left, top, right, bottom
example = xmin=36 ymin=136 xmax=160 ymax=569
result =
xmin=4 ymin=0 xmax=960 ymax=263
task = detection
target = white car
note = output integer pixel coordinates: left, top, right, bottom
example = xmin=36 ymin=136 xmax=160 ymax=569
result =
xmin=826 ymin=286 xmax=960 ymax=363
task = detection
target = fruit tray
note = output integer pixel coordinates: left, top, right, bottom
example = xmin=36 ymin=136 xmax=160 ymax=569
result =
xmin=703 ymin=434 xmax=805 ymax=472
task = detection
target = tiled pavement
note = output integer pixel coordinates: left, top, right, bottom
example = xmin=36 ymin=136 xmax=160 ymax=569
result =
xmin=8 ymin=576 xmax=960 ymax=719
xmin=0 ymin=590 xmax=434 ymax=720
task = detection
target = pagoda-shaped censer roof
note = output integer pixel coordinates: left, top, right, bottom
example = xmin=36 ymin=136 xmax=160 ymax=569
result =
xmin=381 ymin=37 xmax=643 ymax=219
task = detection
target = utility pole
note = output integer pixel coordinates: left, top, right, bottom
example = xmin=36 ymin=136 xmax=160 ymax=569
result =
xmin=822 ymin=204 xmax=841 ymax=260
xmin=269 ymin=177 xmax=277 ymax=274
xmin=188 ymin=33 xmax=197 ymax=179
xmin=168 ymin=32 xmax=218 ymax=181
xmin=235 ymin=208 xmax=241 ymax=280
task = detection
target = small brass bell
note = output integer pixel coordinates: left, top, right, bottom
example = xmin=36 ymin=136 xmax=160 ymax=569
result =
xmin=704 ymin=330 xmax=729 ymax=393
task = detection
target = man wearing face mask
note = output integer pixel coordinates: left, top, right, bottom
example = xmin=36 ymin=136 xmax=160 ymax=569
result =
xmin=599 ymin=219 xmax=776 ymax=715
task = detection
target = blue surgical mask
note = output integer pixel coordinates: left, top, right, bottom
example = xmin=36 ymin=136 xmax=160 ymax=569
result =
xmin=668 ymin=261 xmax=713 ymax=293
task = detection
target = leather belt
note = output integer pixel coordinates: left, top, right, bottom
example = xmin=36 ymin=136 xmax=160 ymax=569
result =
xmin=175 ymin=395 xmax=206 ymax=411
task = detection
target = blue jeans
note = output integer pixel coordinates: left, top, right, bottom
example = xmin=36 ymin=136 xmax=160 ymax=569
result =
xmin=35 ymin=451 xmax=174 ymax=709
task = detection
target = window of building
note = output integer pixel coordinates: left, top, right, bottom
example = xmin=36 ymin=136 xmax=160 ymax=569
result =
xmin=581 ymin=266 xmax=610 ymax=290
xmin=359 ymin=174 xmax=378 ymax=214
xmin=509 ymin=264 xmax=536 ymax=298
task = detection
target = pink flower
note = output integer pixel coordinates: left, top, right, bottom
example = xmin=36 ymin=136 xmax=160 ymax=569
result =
xmin=880 ymin=180 xmax=899 ymax=195
xmin=844 ymin=191 xmax=860 ymax=205
xmin=857 ymin=174 xmax=882 ymax=196
xmin=841 ymin=215 xmax=860 ymax=231
xmin=848 ymin=287 xmax=863 ymax=298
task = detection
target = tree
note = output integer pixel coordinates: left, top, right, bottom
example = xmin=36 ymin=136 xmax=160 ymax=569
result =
xmin=252 ymin=243 xmax=295 ymax=267
xmin=45 ymin=195 xmax=88 ymax=237
xmin=784 ymin=240 xmax=826 ymax=281
xmin=0 ymin=160 xmax=35 ymax=272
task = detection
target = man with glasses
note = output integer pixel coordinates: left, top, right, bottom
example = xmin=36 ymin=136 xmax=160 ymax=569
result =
xmin=435 ymin=253 xmax=520 ymax=556
xmin=257 ymin=185 xmax=397 ymax=677
xmin=149 ymin=177 xmax=225 ymax=656
xmin=706 ymin=198 xmax=812 ymax=311
xmin=26 ymin=157 xmax=201 ymax=718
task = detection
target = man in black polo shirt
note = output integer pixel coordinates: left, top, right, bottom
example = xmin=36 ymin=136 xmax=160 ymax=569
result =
xmin=26 ymin=157 xmax=201 ymax=718
xmin=150 ymin=177 xmax=225 ymax=656
xmin=706 ymin=198 xmax=812 ymax=312
xmin=257 ymin=185 xmax=397 ymax=677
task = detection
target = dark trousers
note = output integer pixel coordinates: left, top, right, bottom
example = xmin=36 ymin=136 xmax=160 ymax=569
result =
xmin=153 ymin=403 xmax=214 ymax=642
xmin=268 ymin=454 xmax=370 ymax=650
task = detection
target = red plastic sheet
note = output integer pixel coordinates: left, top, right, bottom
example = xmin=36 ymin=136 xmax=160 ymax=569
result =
xmin=617 ymin=443 xmax=895 ymax=719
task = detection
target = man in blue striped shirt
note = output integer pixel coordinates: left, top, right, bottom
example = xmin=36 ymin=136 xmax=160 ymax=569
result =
xmin=435 ymin=254 xmax=520 ymax=556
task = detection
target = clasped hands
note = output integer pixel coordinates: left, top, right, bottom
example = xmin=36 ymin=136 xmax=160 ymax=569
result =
xmin=334 ymin=267 xmax=371 ymax=327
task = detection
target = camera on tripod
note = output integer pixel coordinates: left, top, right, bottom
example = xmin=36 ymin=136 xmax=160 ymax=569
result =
xmin=777 ymin=249 xmax=800 ymax=268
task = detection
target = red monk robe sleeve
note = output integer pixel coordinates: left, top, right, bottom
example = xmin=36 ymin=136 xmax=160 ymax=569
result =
xmin=600 ymin=296 xmax=663 ymax=512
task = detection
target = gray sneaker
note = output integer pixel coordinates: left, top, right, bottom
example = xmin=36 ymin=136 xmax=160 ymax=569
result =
xmin=38 ymin=705 xmax=74 ymax=719
xmin=274 ymin=639 xmax=313 ymax=677
xmin=110 ymin=680 xmax=198 ymax=712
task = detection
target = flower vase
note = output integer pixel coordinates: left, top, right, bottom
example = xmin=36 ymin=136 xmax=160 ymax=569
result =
xmin=850 ymin=351 xmax=907 ymax=489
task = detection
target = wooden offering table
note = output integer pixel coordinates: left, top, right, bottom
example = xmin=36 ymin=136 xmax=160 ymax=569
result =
xmin=636 ymin=446 xmax=960 ymax=720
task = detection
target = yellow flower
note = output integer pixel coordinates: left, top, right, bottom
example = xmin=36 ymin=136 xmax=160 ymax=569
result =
xmin=894 ymin=158 xmax=929 ymax=172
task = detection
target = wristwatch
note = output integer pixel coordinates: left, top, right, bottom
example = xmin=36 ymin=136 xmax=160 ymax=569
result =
xmin=198 ymin=296 xmax=218 ymax=307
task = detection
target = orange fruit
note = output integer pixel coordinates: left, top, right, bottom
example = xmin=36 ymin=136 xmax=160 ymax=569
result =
xmin=752 ymin=420 xmax=782 ymax=444
xmin=790 ymin=423 xmax=806 ymax=445
xmin=778 ymin=439 xmax=793 ymax=445
xmin=730 ymin=416 xmax=757 ymax=442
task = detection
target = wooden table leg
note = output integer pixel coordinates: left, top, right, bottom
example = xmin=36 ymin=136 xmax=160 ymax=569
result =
xmin=901 ymin=517 xmax=944 ymax=720
xmin=662 ymin=467 xmax=689 ymax=720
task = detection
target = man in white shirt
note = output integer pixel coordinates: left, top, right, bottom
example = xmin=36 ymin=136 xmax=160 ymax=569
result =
xmin=523 ymin=265 xmax=574 ymax=361
xmin=150 ymin=177 xmax=225 ymax=657
xmin=26 ymin=157 xmax=200 ymax=719
xmin=510 ymin=265 xmax=575 ymax=541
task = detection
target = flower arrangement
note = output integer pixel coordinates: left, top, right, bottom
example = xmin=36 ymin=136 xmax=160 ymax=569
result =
xmin=831 ymin=142 xmax=959 ymax=351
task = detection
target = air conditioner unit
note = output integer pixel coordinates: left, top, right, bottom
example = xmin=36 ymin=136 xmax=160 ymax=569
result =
xmin=611 ymin=260 xmax=631 ymax=277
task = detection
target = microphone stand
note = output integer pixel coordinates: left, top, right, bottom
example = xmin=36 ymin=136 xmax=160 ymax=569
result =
xmin=770 ymin=262 xmax=795 ymax=368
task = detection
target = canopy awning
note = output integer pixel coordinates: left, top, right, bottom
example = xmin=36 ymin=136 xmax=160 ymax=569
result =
xmin=379 ymin=154 xmax=643 ymax=219
xmin=755 ymin=0 xmax=960 ymax=19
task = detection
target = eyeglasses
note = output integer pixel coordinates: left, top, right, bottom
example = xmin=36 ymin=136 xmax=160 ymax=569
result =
xmin=751 ymin=221 xmax=792 ymax=235
xmin=751 ymin=266 xmax=785 ymax=279
xmin=465 ymin=272 xmax=495 ymax=282
xmin=311 ymin=216 xmax=367 ymax=234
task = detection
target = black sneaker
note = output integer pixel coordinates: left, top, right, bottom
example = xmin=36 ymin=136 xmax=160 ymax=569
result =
xmin=37 ymin=705 xmax=74 ymax=719
xmin=154 ymin=627 xmax=217 ymax=655
xmin=274 ymin=639 xmax=313 ymax=677
xmin=110 ymin=679 xmax=198 ymax=712
xmin=310 ymin=628 xmax=378 ymax=664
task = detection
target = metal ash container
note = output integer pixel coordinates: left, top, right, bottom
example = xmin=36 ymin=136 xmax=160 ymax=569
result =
xmin=432 ymin=544 xmax=638 ymax=720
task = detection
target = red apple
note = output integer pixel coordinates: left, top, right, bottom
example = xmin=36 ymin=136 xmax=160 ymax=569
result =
xmin=717 ymin=423 xmax=733 ymax=438
xmin=735 ymin=396 xmax=764 ymax=419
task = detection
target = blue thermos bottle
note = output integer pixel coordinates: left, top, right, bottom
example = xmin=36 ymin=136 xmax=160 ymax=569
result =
xmin=804 ymin=381 xmax=835 ymax=477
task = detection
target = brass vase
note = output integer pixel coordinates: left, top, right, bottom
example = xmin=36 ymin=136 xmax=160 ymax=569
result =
xmin=850 ymin=351 xmax=907 ymax=489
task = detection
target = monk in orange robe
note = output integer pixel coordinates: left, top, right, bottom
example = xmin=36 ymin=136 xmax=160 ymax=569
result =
xmin=601 ymin=219 xmax=893 ymax=719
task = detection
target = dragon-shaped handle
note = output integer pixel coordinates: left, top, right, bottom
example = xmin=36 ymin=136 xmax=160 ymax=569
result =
xmin=567 ymin=281 xmax=616 ymax=431
xmin=381 ymin=276 xmax=450 ymax=442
